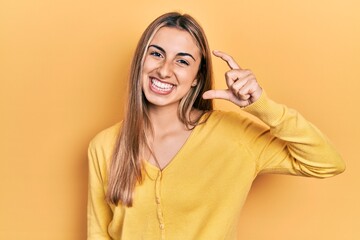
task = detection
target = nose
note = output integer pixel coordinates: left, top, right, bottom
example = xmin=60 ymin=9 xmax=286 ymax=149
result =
xmin=157 ymin=60 xmax=173 ymax=79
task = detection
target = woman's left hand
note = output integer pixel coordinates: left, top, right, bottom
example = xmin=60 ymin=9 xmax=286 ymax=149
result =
xmin=202 ymin=50 xmax=262 ymax=108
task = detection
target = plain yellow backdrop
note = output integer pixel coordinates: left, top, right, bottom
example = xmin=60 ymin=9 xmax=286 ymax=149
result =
xmin=1 ymin=0 xmax=359 ymax=239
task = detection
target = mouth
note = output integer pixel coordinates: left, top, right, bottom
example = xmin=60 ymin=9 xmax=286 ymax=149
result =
xmin=150 ymin=77 xmax=175 ymax=94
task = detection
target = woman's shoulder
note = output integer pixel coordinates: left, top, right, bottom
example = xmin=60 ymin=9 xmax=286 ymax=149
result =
xmin=206 ymin=110 xmax=260 ymax=125
xmin=89 ymin=121 xmax=122 ymax=150
xmin=202 ymin=110 xmax=268 ymax=135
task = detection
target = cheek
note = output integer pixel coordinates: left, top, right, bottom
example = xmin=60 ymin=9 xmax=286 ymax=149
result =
xmin=142 ymin=57 xmax=159 ymax=73
xmin=176 ymin=67 xmax=199 ymax=84
xmin=142 ymin=59 xmax=151 ymax=73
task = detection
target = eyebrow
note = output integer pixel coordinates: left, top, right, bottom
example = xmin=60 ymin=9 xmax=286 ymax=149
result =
xmin=148 ymin=44 xmax=196 ymax=61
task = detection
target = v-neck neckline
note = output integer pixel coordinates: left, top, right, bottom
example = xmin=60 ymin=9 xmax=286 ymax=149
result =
xmin=143 ymin=111 xmax=210 ymax=177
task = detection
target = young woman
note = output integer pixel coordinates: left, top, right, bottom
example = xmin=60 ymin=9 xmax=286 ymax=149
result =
xmin=87 ymin=12 xmax=345 ymax=240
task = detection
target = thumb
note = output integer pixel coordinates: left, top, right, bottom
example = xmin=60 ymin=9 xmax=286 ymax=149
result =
xmin=202 ymin=89 xmax=231 ymax=100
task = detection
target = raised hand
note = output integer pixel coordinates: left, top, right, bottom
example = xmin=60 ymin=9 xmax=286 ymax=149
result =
xmin=202 ymin=50 xmax=262 ymax=108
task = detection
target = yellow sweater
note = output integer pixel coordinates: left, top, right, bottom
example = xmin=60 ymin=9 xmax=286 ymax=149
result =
xmin=87 ymin=93 xmax=345 ymax=240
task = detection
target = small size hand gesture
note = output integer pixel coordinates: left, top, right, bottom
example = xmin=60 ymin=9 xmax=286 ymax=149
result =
xmin=203 ymin=50 xmax=262 ymax=108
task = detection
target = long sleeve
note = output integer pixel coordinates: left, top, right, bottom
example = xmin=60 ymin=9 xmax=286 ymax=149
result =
xmin=87 ymin=123 xmax=127 ymax=240
xmin=87 ymin=125 xmax=121 ymax=240
xmin=242 ymin=92 xmax=346 ymax=177
xmin=87 ymin=134 xmax=114 ymax=240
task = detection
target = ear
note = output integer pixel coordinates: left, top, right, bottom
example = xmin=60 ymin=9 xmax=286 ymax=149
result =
xmin=191 ymin=79 xmax=198 ymax=87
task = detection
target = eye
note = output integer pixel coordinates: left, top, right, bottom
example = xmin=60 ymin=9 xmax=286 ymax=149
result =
xmin=177 ymin=59 xmax=190 ymax=66
xmin=150 ymin=51 xmax=163 ymax=58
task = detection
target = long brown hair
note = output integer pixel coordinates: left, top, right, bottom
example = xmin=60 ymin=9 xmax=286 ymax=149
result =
xmin=107 ymin=12 xmax=214 ymax=207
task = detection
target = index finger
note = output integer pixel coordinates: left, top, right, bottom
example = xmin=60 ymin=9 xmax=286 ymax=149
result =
xmin=213 ymin=50 xmax=242 ymax=70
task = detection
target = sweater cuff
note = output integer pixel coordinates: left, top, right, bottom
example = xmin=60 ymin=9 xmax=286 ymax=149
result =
xmin=242 ymin=91 xmax=286 ymax=127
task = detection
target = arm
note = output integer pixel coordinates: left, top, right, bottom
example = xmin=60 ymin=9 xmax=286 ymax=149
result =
xmin=243 ymin=92 xmax=345 ymax=177
xmin=203 ymin=50 xmax=345 ymax=177
xmin=87 ymin=140 xmax=113 ymax=239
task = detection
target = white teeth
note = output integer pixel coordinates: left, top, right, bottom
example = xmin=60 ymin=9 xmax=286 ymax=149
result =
xmin=151 ymin=78 xmax=174 ymax=90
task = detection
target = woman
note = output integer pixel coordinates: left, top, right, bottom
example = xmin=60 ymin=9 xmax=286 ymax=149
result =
xmin=88 ymin=12 xmax=345 ymax=239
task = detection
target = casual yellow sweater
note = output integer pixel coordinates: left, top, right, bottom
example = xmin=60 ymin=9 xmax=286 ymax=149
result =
xmin=87 ymin=93 xmax=345 ymax=240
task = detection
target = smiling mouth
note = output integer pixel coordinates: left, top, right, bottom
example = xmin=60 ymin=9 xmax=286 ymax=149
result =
xmin=150 ymin=78 xmax=175 ymax=94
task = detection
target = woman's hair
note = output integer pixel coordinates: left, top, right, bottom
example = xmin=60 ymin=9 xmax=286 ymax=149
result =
xmin=106 ymin=12 xmax=213 ymax=207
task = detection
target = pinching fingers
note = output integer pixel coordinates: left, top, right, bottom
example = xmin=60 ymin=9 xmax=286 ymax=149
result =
xmin=212 ymin=49 xmax=263 ymax=107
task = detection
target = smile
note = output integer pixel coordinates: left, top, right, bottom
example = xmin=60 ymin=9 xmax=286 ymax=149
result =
xmin=150 ymin=78 xmax=175 ymax=94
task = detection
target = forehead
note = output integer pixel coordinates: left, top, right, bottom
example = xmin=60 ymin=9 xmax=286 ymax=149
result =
xmin=149 ymin=27 xmax=200 ymax=57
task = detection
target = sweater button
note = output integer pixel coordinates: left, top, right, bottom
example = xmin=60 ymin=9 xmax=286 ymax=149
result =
xmin=159 ymin=223 xmax=165 ymax=230
xmin=156 ymin=197 xmax=161 ymax=204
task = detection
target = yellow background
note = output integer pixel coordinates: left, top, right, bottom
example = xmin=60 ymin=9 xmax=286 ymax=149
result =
xmin=1 ymin=0 xmax=359 ymax=239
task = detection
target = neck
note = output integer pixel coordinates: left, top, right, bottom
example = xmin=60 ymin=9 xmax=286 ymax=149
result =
xmin=148 ymin=104 xmax=185 ymax=133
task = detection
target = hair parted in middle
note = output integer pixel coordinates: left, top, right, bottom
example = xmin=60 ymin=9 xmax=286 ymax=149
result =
xmin=107 ymin=12 xmax=214 ymax=207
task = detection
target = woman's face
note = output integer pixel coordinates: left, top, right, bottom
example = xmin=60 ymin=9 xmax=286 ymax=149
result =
xmin=142 ymin=27 xmax=201 ymax=109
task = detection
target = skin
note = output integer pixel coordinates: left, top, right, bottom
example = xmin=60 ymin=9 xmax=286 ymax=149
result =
xmin=203 ymin=50 xmax=263 ymax=107
xmin=142 ymin=27 xmax=262 ymax=169
xmin=142 ymin=27 xmax=202 ymax=168
xmin=142 ymin=27 xmax=201 ymax=110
